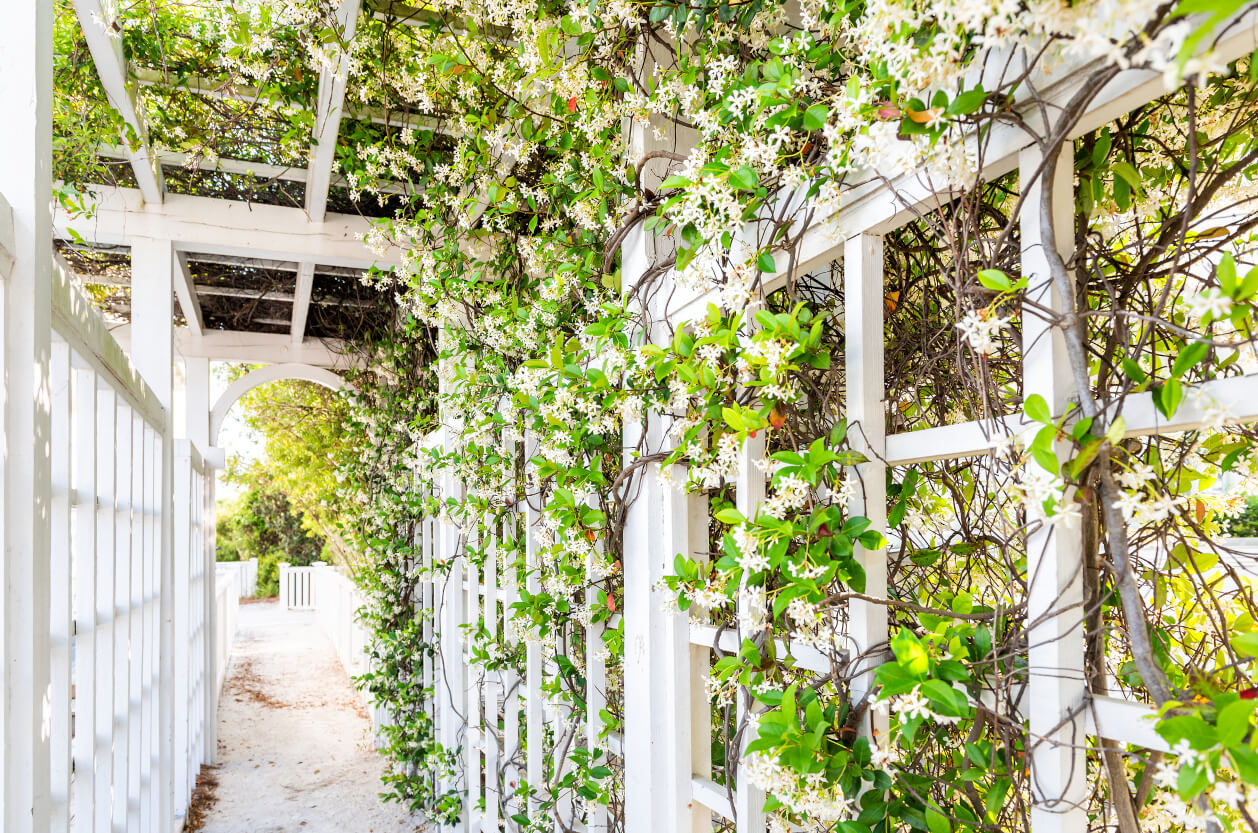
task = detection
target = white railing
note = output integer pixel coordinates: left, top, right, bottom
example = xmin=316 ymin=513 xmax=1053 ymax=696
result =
xmin=213 ymin=568 xmax=240 ymax=710
xmin=171 ymin=442 xmax=219 ymax=809
xmin=310 ymin=564 xmax=389 ymax=738
xmin=279 ymin=561 xmax=320 ymax=609
xmin=41 ymin=254 xmax=224 ymax=831
xmin=217 ymin=557 xmax=259 ymax=599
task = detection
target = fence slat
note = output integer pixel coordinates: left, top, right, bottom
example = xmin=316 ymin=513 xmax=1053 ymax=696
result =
xmin=49 ymin=340 xmax=73 ymax=830
xmin=72 ymin=363 xmax=99 ymax=829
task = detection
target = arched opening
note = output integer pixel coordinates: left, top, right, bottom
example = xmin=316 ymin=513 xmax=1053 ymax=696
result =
xmin=209 ymin=363 xmax=345 ymax=447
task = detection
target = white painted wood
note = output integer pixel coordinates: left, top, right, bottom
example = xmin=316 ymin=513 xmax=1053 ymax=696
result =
xmin=71 ymin=362 xmax=100 ymax=829
xmin=209 ymin=362 xmax=344 ymax=443
xmin=465 ymin=529 xmax=483 ymax=831
xmin=844 ymin=233 xmax=890 ymax=738
xmin=307 ymin=0 xmax=363 ymax=223
xmin=734 ymin=434 xmax=767 ymax=833
xmin=585 ymin=496 xmax=609 ymax=833
xmin=174 ymin=251 xmax=205 ymax=337
xmin=112 ymin=399 xmax=134 ymax=832
xmin=692 ymin=775 xmax=734 ymax=820
xmin=524 ymin=475 xmax=544 ymax=827
xmin=0 ymin=194 xmax=14 ymax=278
xmin=0 ymin=1 xmax=54 ymax=825
xmin=484 ymin=528 xmax=501 ymax=833
xmin=686 ymin=491 xmax=711 ymax=833
xmin=49 ymin=340 xmax=73 ymax=831
xmin=94 ymin=384 xmax=118 ymax=833
xmin=70 ymin=0 xmax=165 ymax=203
xmin=1086 ymin=696 xmax=1167 ymax=753
xmin=1020 ymin=144 xmax=1088 ymax=833
xmin=291 ymin=262 xmax=316 ymax=344
xmin=90 ymin=144 xmax=409 ymax=195
xmin=131 ymin=66 xmax=461 ymax=136
xmin=53 ymin=185 xmax=402 ymax=268
xmin=109 ymin=327 xmax=349 ymax=369
xmin=52 ymin=255 xmax=166 ymax=428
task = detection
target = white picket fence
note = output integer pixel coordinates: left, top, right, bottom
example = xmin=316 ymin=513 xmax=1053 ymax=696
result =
xmin=309 ymin=564 xmax=390 ymax=737
xmin=279 ymin=561 xmax=321 ymax=610
xmin=217 ymin=557 xmax=259 ymax=599
xmin=416 ymin=15 xmax=1258 ymax=833
xmin=41 ymin=249 xmax=226 ymax=831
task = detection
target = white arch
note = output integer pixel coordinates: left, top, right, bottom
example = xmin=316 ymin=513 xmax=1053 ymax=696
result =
xmin=210 ymin=362 xmax=345 ymax=445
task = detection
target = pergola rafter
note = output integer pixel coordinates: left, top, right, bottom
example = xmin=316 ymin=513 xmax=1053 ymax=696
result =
xmin=71 ymin=0 xmax=165 ymax=204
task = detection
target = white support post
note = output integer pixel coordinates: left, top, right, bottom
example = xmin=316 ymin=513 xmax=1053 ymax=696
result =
xmin=291 ymin=262 xmax=316 ymax=344
xmin=484 ymin=529 xmax=501 ymax=833
xmin=185 ymin=356 xmax=211 ymax=450
xmin=734 ymin=435 xmax=767 ymax=833
xmin=0 ymin=1 xmax=54 ymax=827
xmin=1020 ymin=145 xmax=1088 ymax=833
xmin=843 ymin=233 xmax=889 ymax=737
xmin=306 ymin=0 xmax=363 ymax=222
xmin=131 ymin=235 xmax=177 ymax=833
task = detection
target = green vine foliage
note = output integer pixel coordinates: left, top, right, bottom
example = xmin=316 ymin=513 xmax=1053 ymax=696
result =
xmin=51 ymin=0 xmax=1258 ymax=829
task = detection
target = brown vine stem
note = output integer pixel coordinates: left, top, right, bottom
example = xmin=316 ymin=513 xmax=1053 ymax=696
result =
xmin=1034 ymin=71 xmax=1174 ymax=709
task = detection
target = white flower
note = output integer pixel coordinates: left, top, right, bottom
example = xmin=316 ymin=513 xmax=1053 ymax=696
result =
xmin=894 ymin=687 xmax=932 ymax=721
xmin=1187 ymin=290 xmax=1232 ymax=320
xmin=1211 ymin=779 xmax=1244 ymax=808
xmin=956 ymin=308 xmax=1012 ymax=356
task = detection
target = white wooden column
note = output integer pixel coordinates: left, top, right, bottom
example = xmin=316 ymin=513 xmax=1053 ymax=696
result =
xmin=0 ymin=1 xmax=54 ymax=827
xmin=131 ymin=235 xmax=176 ymax=832
xmin=1020 ymin=144 xmax=1088 ymax=833
xmin=184 ymin=356 xmax=212 ymax=449
xmin=734 ymin=435 xmax=767 ymax=833
xmin=843 ymin=233 xmax=889 ymax=733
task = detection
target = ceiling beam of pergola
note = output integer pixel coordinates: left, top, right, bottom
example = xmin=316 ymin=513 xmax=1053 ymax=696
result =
xmin=306 ymin=0 xmax=362 ymax=224
xmin=92 ymin=145 xmax=408 ymax=195
xmin=54 ymin=185 xmax=403 ymax=269
xmin=71 ymin=0 xmax=165 ymax=204
xmin=290 ymin=262 xmax=316 ymax=343
xmin=173 ymin=250 xmax=205 ymax=337
xmin=131 ymin=67 xmax=461 ymax=136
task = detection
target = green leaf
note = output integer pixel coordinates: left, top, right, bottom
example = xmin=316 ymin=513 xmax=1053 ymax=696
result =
xmin=1171 ymin=341 xmax=1209 ymax=378
xmin=757 ymin=252 xmax=777 ymax=274
xmin=1216 ymin=699 xmax=1255 ymax=747
xmin=947 ymin=86 xmax=986 ymax=116
xmin=891 ymin=629 xmax=930 ymax=676
xmin=1024 ymin=393 xmax=1052 ymax=424
xmin=1153 ymin=379 xmax=1184 ymax=419
xmin=729 ymin=165 xmax=758 ymax=191
xmin=1110 ymin=161 xmax=1144 ymax=196
xmin=802 ymin=103 xmax=829 ymax=131
xmin=977 ymin=269 xmax=1012 ymax=292
xmin=925 ymin=805 xmax=952 ymax=833
xmin=1232 ymin=631 xmax=1258 ymax=658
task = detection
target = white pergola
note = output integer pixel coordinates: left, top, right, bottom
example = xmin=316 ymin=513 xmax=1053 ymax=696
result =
xmin=61 ymin=0 xmax=408 ymax=375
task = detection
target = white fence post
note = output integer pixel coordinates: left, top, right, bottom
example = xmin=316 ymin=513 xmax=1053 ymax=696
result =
xmin=1021 ymin=144 xmax=1088 ymax=833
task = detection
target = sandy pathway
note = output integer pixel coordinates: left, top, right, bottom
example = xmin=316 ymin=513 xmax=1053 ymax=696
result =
xmin=199 ymin=600 xmax=426 ymax=833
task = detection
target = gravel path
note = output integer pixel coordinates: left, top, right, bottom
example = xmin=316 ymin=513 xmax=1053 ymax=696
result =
xmin=199 ymin=600 xmax=426 ymax=833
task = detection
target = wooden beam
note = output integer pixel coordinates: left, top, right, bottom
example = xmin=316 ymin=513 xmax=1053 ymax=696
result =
xmin=173 ymin=251 xmax=204 ymax=337
xmin=53 ymin=185 xmax=401 ymax=269
xmin=307 ymin=1 xmax=363 ymax=223
xmin=131 ymin=67 xmax=461 ymax=136
xmin=290 ymin=263 xmax=316 ymax=343
xmin=89 ymin=144 xmax=408 ymax=195
xmin=71 ymin=1 xmax=164 ymax=204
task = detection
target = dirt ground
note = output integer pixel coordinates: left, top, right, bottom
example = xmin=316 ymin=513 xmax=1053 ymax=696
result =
xmin=196 ymin=600 xmax=426 ymax=833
